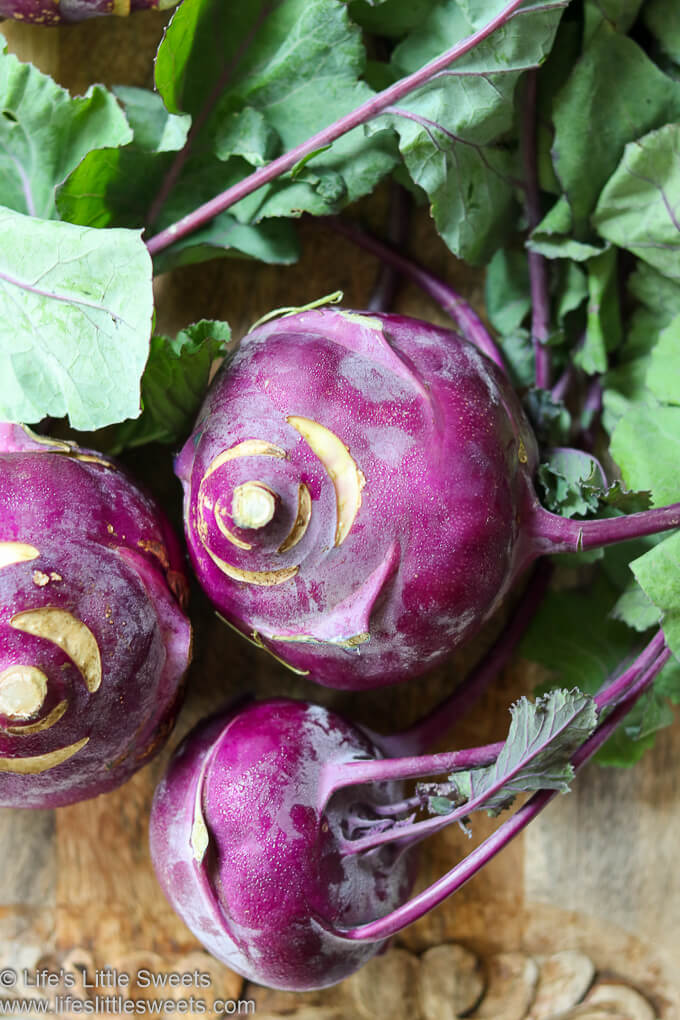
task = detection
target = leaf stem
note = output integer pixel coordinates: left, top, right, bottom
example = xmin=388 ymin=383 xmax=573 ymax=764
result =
xmin=336 ymin=639 xmax=670 ymax=942
xmin=146 ymin=0 xmax=535 ymax=257
xmin=520 ymin=70 xmax=551 ymax=390
xmin=327 ymin=216 xmax=506 ymax=371
xmin=366 ymin=183 xmax=410 ymax=314
xmin=529 ymin=501 xmax=680 ymax=555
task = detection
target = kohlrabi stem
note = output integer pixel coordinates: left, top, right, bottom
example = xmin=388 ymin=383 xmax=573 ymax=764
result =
xmin=146 ymin=0 xmax=534 ymax=257
xmin=367 ymin=184 xmax=410 ymax=314
xmin=328 ymin=216 xmax=506 ymax=372
xmin=520 ymin=70 xmax=551 ymax=390
xmin=375 ymin=562 xmax=552 ymax=758
xmin=319 ymin=742 xmax=503 ymax=808
xmin=594 ymin=628 xmax=667 ymax=710
xmin=529 ymin=502 xmax=680 ymax=556
xmin=337 ymin=641 xmax=671 ymax=942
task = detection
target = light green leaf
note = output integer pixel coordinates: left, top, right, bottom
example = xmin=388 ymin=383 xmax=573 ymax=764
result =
xmin=0 ymin=206 xmax=153 ymax=430
xmin=575 ymin=247 xmax=622 ymax=374
xmin=611 ymin=582 xmax=662 ymax=632
xmin=647 ymin=315 xmax=680 ymax=405
xmin=537 ymin=448 xmax=603 ymax=518
xmin=611 ymin=404 xmax=680 ymax=507
xmin=0 ymin=41 xmax=132 ymax=219
xmin=632 ymin=532 xmax=680 ymax=659
xmin=529 ymin=197 xmax=607 ymax=260
xmin=112 ymin=85 xmax=190 ymax=154
xmin=485 ymin=249 xmax=531 ymax=335
xmin=594 ymin=124 xmax=680 ymax=282
xmin=372 ymin=0 xmax=567 ymax=263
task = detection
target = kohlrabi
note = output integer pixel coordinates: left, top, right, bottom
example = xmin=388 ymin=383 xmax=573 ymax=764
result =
xmin=0 ymin=424 xmax=191 ymax=808
xmin=0 ymin=0 xmax=177 ymax=23
xmin=177 ymin=307 xmax=680 ymax=689
xmin=150 ymin=624 xmax=670 ymax=990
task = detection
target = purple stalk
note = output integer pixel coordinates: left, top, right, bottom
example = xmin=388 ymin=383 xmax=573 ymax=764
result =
xmin=529 ymin=501 xmax=680 ymax=555
xmin=328 ymin=216 xmax=506 ymax=371
xmin=366 ymin=184 xmax=410 ymax=314
xmin=146 ymin=0 xmax=537 ymax=257
xmin=338 ymin=639 xmax=671 ymax=942
xmin=520 ymin=70 xmax=551 ymax=390
xmin=319 ymin=742 xmax=503 ymax=808
xmin=374 ymin=562 xmax=552 ymax=758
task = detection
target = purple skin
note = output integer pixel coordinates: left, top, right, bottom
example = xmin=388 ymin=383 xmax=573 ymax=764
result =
xmin=150 ymin=698 xmax=416 ymax=991
xmin=177 ymin=309 xmax=680 ymax=690
xmin=0 ymin=424 xmax=191 ymax=808
xmin=150 ymin=634 xmax=670 ymax=990
xmin=177 ymin=309 xmax=540 ymax=689
xmin=0 ymin=0 xmax=177 ymax=23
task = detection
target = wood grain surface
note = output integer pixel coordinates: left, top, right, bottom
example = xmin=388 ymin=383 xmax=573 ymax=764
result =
xmin=1 ymin=13 xmax=679 ymax=1019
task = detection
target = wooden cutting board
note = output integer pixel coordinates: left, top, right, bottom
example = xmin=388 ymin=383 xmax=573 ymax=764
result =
xmin=1 ymin=14 xmax=679 ymax=1018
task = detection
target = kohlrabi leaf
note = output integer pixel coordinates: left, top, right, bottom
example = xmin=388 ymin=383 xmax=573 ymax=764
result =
xmin=611 ymin=404 xmax=680 ymax=507
xmin=631 ymin=533 xmax=680 ymax=659
xmin=551 ymin=30 xmax=680 ymax=237
xmin=529 ymin=197 xmax=608 ymax=261
xmin=151 ymin=0 xmax=396 ymax=240
xmin=594 ymin=124 xmax=680 ymax=282
xmin=485 ymin=249 xmax=531 ymax=335
xmin=647 ymin=315 xmax=680 ymax=405
xmin=626 ymin=264 xmax=680 ymax=358
xmin=150 ymin=213 xmax=301 ymax=274
xmin=524 ymin=388 xmax=571 ymax=447
xmin=521 ymin=576 xmax=634 ymax=692
xmin=0 ymin=41 xmax=132 ymax=220
xmin=111 ymin=320 xmax=231 ymax=452
xmin=575 ymin=248 xmax=622 ymax=374
xmin=112 ymin=86 xmax=191 ymax=154
xmin=537 ymin=449 xmax=603 ymax=518
xmin=445 ymin=690 xmax=598 ymax=817
xmin=611 ymin=582 xmax=662 ymax=632
xmin=643 ymin=0 xmax=680 ymax=63
xmin=347 ymin=0 xmax=440 ymax=38
xmin=0 ymin=207 xmax=153 ymax=430
xmin=370 ymin=0 xmax=567 ymax=263
xmin=584 ymin=0 xmax=644 ymax=39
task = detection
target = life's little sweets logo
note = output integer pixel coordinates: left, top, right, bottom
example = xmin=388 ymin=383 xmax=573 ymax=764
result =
xmin=23 ymin=966 xmax=214 ymax=991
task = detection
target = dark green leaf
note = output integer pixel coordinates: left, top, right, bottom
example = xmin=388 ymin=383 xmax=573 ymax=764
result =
xmin=537 ymin=448 xmax=603 ymax=518
xmin=485 ymin=249 xmax=531 ymax=335
xmin=575 ymin=247 xmax=622 ymax=374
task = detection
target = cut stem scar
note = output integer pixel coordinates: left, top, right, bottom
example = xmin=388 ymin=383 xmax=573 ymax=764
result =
xmin=232 ymin=481 xmax=277 ymax=530
xmin=0 ymin=666 xmax=48 ymax=720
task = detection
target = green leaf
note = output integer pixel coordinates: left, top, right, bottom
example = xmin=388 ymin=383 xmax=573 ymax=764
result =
xmin=632 ymin=533 xmax=680 ymax=659
xmin=150 ymin=213 xmax=301 ymax=274
xmin=521 ymin=576 xmax=634 ymax=692
xmin=584 ymin=0 xmax=644 ymax=39
xmin=552 ymin=30 xmax=680 ymax=236
xmin=594 ymin=123 xmax=680 ymax=281
xmin=626 ymin=264 xmax=680 ymax=358
xmin=537 ymin=448 xmax=603 ymax=518
xmin=112 ymin=85 xmax=190 ymax=153
xmin=575 ymin=247 xmax=622 ymax=374
xmin=611 ymin=404 xmax=680 ymax=506
xmin=524 ymin=388 xmax=571 ymax=447
xmin=529 ymin=197 xmax=608 ymax=261
xmin=0 ymin=206 xmax=152 ymax=430
xmin=111 ymin=320 xmax=231 ymax=452
xmin=153 ymin=0 xmax=397 ymax=231
xmin=372 ymin=0 xmax=567 ymax=263
xmin=452 ymin=689 xmax=597 ymax=816
xmin=647 ymin=314 xmax=680 ymax=405
xmin=643 ymin=0 xmax=680 ymax=64
xmin=347 ymin=0 xmax=439 ymax=38
xmin=0 ymin=41 xmax=131 ymax=219
xmin=556 ymin=260 xmax=588 ymax=323
xmin=485 ymin=249 xmax=531 ymax=335
xmin=611 ymin=582 xmax=662 ymax=632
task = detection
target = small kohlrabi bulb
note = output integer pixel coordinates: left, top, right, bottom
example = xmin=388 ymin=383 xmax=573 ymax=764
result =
xmin=176 ymin=309 xmax=538 ymax=689
xmin=0 ymin=0 xmax=177 ymax=24
xmin=0 ymin=424 xmax=191 ymax=808
xmin=150 ymin=698 xmax=415 ymax=991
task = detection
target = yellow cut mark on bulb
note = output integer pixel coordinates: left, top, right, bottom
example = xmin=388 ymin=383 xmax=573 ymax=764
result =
xmin=202 ymin=440 xmax=287 ymax=483
xmin=213 ymin=497 xmax=253 ymax=551
xmin=10 ymin=609 xmax=102 ymax=694
xmin=278 ymin=484 xmax=312 ymax=554
xmin=205 ymin=546 xmax=298 ymax=587
xmin=0 ymin=737 xmax=89 ymax=774
xmin=0 ymin=542 xmax=40 ymax=569
xmin=2 ymin=700 xmax=68 ymax=737
xmin=286 ymin=417 xmax=364 ymax=546
xmin=0 ymin=665 xmax=48 ymax=720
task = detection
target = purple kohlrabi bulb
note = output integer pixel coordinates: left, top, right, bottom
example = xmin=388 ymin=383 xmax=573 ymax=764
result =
xmin=0 ymin=424 xmax=191 ymax=808
xmin=150 ymin=698 xmax=415 ymax=991
xmin=176 ymin=309 xmax=538 ymax=689
xmin=0 ymin=0 xmax=177 ymax=24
